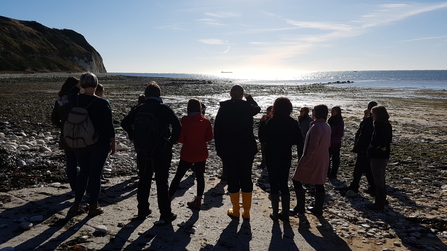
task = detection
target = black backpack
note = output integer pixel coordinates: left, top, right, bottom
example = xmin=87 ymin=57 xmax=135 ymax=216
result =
xmin=132 ymin=104 xmax=165 ymax=155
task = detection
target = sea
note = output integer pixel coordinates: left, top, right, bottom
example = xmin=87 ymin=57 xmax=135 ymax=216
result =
xmin=112 ymin=70 xmax=447 ymax=91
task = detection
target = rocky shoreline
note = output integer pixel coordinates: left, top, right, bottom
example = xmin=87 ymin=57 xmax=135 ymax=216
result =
xmin=1 ymin=74 xmax=447 ymax=250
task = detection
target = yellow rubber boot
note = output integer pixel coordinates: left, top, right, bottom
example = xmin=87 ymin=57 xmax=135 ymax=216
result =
xmin=241 ymin=192 xmax=252 ymax=220
xmin=227 ymin=192 xmax=240 ymax=218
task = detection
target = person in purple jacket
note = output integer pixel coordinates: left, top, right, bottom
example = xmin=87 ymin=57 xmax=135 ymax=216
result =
xmin=327 ymin=106 xmax=344 ymax=179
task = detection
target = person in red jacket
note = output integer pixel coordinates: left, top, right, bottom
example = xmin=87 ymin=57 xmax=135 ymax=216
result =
xmin=168 ymin=98 xmax=213 ymax=210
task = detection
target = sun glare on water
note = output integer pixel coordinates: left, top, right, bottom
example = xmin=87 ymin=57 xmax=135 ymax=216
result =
xmin=215 ymin=70 xmax=318 ymax=81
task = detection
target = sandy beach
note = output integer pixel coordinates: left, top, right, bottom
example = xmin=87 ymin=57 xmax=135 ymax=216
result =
xmin=1 ymin=73 xmax=447 ymax=250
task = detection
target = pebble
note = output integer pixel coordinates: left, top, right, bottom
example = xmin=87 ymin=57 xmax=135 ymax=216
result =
xmin=94 ymin=225 xmax=108 ymax=234
xmin=16 ymin=160 xmax=26 ymax=167
xmin=346 ymin=190 xmax=358 ymax=197
xmin=16 ymin=217 xmax=28 ymax=222
xmin=19 ymin=222 xmax=33 ymax=230
xmin=393 ymin=241 xmax=401 ymax=247
xmin=29 ymin=215 xmax=43 ymax=222
xmin=0 ymin=247 xmax=15 ymax=251
xmin=50 ymin=182 xmax=61 ymax=187
xmin=39 ymin=146 xmax=52 ymax=152
xmin=402 ymin=177 xmax=413 ymax=184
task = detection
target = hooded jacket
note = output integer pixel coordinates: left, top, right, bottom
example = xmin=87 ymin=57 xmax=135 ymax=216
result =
xmin=178 ymin=113 xmax=213 ymax=163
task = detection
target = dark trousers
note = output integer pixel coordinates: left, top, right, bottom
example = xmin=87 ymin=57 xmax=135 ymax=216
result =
xmin=169 ymin=159 xmax=206 ymax=197
xmin=73 ymin=143 xmax=109 ymax=205
xmin=136 ymin=149 xmax=173 ymax=218
xmin=293 ymin=180 xmax=325 ymax=193
xmin=65 ymin=149 xmax=78 ymax=192
xmin=223 ymin=157 xmax=254 ymax=193
xmin=267 ymin=159 xmax=291 ymax=196
xmin=370 ymin=158 xmax=388 ymax=208
xmin=328 ymin=147 xmax=340 ymax=176
xmin=350 ymin=152 xmax=375 ymax=192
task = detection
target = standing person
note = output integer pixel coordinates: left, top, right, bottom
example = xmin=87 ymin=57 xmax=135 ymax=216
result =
xmin=259 ymin=98 xmax=302 ymax=221
xmin=327 ymin=106 xmax=344 ymax=179
xmin=51 ymin=77 xmax=80 ymax=194
xmin=66 ymin=72 xmax=116 ymax=217
xmin=214 ymin=85 xmax=261 ymax=220
xmin=258 ymin=106 xmax=273 ymax=169
xmin=121 ymin=81 xmax=181 ymax=223
xmin=367 ymin=106 xmax=392 ymax=211
xmin=291 ymin=105 xmax=331 ymax=216
xmin=297 ymin=106 xmax=313 ymax=159
xmin=94 ymin=83 xmax=111 ymax=184
xmin=346 ymin=102 xmax=377 ymax=196
xmin=95 ymin=83 xmax=104 ymax=97
xmin=168 ymin=98 xmax=213 ymax=210
xmin=131 ymin=94 xmax=146 ymax=111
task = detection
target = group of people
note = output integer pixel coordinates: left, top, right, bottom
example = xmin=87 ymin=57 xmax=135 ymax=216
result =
xmin=52 ymin=72 xmax=393 ymax=225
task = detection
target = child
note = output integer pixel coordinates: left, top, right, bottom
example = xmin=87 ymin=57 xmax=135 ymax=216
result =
xmin=168 ymin=98 xmax=213 ymax=209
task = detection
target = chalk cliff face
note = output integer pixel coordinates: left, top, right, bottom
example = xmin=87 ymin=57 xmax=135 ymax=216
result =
xmin=0 ymin=16 xmax=107 ymax=73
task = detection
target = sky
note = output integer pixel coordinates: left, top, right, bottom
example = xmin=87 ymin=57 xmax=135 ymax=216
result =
xmin=1 ymin=0 xmax=447 ymax=77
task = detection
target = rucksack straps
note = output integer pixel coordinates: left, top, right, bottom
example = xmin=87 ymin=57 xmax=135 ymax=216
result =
xmin=76 ymin=94 xmax=97 ymax=109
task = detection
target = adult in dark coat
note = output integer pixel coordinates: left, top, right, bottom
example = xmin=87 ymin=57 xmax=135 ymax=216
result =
xmin=214 ymin=85 xmax=260 ymax=220
xmin=367 ymin=106 xmax=392 ymax=211
xmin=259 ymin=97 xmax=302 ymax=221
xmin=121 ymin=82 xmax=181 ymax=223
xmin=51 ymin=77 xmax=80 ymax=193
xmin=347 ymin=101 xmax=377 ymax=196
xmin=327 ymin=106 xmax=344 ymax=179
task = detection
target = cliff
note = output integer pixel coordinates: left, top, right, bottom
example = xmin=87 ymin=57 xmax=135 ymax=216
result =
xmin=0 ymin=16 xmax=107 ymax=73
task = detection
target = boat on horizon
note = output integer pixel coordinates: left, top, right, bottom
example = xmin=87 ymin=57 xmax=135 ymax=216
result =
xmin=221 ymin=71 xmax=233 ymax=73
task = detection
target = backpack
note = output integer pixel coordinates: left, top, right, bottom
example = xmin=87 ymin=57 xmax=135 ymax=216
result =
xmin=132 ymin=104 xmax=165 ymax=155
xmin=63 ymin=96 xmax=99 ymax=148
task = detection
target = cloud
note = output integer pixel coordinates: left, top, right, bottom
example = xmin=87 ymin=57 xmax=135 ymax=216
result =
xmin=157 ymin=25 xmax=187 ymax=30
xmin=399 ymin=35 xmax=447 ymax=42
xmin=198 ymin=39 xmax=226 ymax=45
xmin=205 ymin=12 xmax=241 ymax=18
xmin=361 ymin=3 xmax=447 ymax=28
xmin=286 ymin=20 xmax=352 ymax=31
xmin=243 ymin=2 xmax=447 ymax=68
xmin=218 ymin=46 xmax=230 ymax=57
xmin=196 ymin=18 xmax=226 ymax=26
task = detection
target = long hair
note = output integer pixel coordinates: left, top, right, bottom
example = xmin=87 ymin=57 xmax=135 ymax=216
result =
xmin=272 ymin=97 xmax=292 ymax=117
xmin=58 ymin=77 xmax=79 ymax=97
xmin=328 ymin=106 xmax=343 ymax=125
xmin=371 ymin=106 xmax=389 ymax=123
xmin=187 ymin=98 xmax=201 ymax=114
